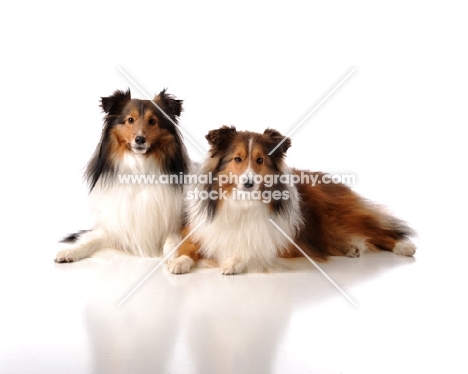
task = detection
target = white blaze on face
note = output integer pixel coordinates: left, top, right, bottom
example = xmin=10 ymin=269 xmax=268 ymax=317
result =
xmin=237 ymin=137 xmax=260 ymax=191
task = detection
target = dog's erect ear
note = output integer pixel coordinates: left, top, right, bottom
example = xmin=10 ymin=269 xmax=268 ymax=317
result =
xmin=100 ymin=89 xmax=131 ymax=115
xmin=263 ymin=128 xmax=291 ymax=155
xmin=154 ymin=89 xmax=183 ymax=120
xmin=205 ymin=126 xmax=237 ymax=149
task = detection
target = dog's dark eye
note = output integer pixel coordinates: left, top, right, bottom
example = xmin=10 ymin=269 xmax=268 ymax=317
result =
xmin=148 ymin=118 xmax=156 ymax=126
xmin=234 ymin=157 xmax=242 ymax=163
xmin=256 ymin=158 xmax=264 ymax=164
xmin=128 ymin=117 xmax=134 ymax=124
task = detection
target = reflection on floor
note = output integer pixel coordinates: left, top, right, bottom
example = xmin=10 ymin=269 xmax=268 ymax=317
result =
xmin=0 ymin=238 xmax=466 ymax=374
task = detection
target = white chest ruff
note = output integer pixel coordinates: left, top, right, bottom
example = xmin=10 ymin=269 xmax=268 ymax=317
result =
xmin=89 ymin=154 xmax=182 ymax=256
xmin=191 ymin=198 xmax=296 ymax=271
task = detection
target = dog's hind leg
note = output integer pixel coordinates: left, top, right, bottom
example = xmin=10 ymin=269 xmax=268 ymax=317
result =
xmin=55 ymin=228 xmax=105 ymax=263
xmin=392 ymin=241 xmax=416 ymax=256
xmin=345 ymin=237 xmax=369 ymax=258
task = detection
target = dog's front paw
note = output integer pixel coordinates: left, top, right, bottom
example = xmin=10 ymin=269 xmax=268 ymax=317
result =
xmin=55 ymin=243 xmax=86 ymax=264
xmin=55 ymin=249 xmax=78 ymax=263
xmin=168 ymin=255 xmax=194 ymax=274
xmin=220 ymin=259 xmax=245 ymax=275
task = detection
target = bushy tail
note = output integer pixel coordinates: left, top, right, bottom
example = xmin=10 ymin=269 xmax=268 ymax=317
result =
xmin=367 ymin=200 xmax=417 ymax=240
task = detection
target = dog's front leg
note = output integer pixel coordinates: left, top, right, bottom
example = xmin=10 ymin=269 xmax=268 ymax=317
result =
xmin=55 ymin=228 xmax=105 ymax=263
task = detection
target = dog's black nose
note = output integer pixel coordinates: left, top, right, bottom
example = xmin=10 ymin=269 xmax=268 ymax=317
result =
xmin=135 ymin=136 xmax=146 ymax=145
xmin=244 ymin=181 xmax=254 ymax=189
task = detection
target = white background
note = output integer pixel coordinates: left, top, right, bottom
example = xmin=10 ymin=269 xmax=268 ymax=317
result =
xmin=1 ymin=1 xmax=467 ymax=373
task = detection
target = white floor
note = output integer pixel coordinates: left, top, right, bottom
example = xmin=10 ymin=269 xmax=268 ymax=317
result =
xmin=1 ymin=218 xmax=467 ymax=374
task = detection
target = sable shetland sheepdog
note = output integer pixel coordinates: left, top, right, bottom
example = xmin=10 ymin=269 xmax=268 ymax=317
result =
xmin=55 ymin=88 xmax=190 ymax=263
xmin=168 ymin=126 xmax=416 ymax=275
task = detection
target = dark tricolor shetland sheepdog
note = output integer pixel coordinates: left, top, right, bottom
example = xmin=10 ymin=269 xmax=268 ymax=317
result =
xmin=168 ymin=126 xmax=416 ymax=275
xmin=55 ymin=88 xmax=190 ymax=263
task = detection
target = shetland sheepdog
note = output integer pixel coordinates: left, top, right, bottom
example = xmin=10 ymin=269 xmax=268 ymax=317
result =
xmin=168 ymin=126 xmax=416 ymax=275
xmin=55 ymin=88 xmax=190 ymax=263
